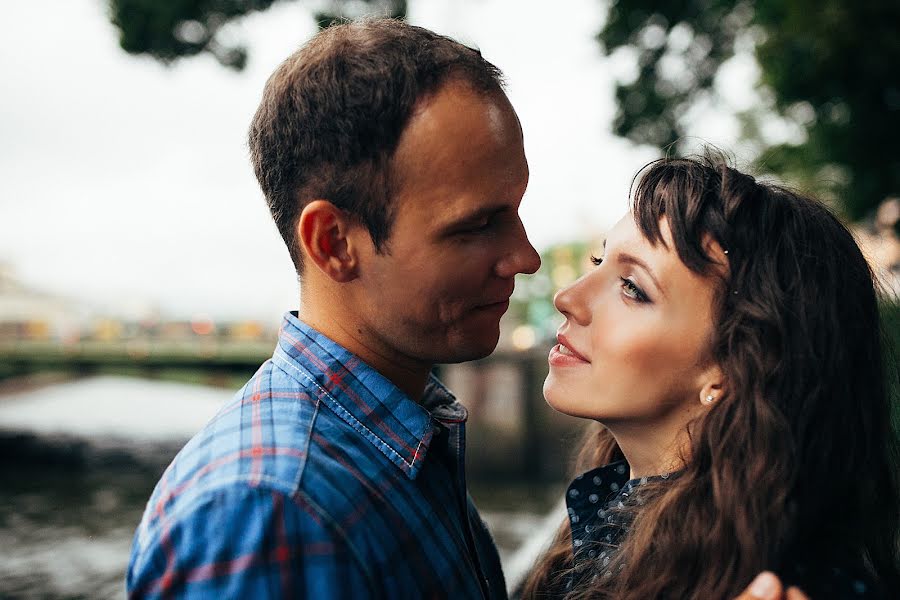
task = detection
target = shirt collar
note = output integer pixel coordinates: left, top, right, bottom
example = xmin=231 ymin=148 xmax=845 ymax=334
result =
xmin=566 ymin=459 xmax=633 ymax=518
xmin=564 ymin=459 xmax=675 ymax=587
xmin=565 ymin=459 xmax=677 ymax=554
xmin=271 ymin=312 xmax=466 ymax=480
xmin=566 ymin=459 xmax=677 ymax=510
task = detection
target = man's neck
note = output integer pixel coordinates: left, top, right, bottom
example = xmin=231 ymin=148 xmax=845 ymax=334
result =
xmin=297 ymin=301 xmax=431 ymax=402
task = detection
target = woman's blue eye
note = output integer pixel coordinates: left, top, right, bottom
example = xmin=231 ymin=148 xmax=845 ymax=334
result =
xmin=621 ymin=278 xmax=649 ymax=303
xmin=590 ymin=255 xmax=649 ymax=302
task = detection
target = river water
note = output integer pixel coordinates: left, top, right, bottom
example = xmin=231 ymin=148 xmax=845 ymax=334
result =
xmin=0 ymin=376 xmax=558 ymax=599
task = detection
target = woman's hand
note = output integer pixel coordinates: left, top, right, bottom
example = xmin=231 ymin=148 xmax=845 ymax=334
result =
xmin=735 ymin=572 xmax=810 ymax=600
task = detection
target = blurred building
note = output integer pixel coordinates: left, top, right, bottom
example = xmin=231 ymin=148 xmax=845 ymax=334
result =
xmin=0 ymin=264 xmax=91 ymax=342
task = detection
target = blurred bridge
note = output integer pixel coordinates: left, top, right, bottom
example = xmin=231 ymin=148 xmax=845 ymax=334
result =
xmin=0 ymin=339 xmax=272 ymax=380
xmin=0 ymin=340 xmax=584 ymax=482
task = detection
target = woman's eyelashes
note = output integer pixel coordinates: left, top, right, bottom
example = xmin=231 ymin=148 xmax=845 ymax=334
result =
xmin=589 ymin=255 xmax=651 ymax=303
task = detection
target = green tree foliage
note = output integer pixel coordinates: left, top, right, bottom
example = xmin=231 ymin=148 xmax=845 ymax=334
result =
xmin=108 ymin=0 xmax=406 ymax=70
xmin=600 ymin=0 xmax=900 ymax=218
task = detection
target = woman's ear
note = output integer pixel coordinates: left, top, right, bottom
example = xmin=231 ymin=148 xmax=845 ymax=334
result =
xmin=698 ymin=365 xmax=727 ymax=406
xmin=296 ymin=200 xmax=360 ymax=283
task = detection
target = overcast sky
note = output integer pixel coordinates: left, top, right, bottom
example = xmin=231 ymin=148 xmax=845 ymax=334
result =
xmin=1 ymin=0 xmax=754 ymax=324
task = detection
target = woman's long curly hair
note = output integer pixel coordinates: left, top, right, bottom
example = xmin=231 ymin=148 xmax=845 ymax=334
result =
xmin=522 ymin=153 xmax=900 ymax=599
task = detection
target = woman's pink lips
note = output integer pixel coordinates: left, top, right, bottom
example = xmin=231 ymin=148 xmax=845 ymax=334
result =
xmin=548 ymin=335 xmax=590 ymax=366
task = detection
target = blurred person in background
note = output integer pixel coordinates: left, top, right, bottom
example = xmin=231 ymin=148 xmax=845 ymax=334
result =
xmin=523 ymin=154 xmax=899 ymax=599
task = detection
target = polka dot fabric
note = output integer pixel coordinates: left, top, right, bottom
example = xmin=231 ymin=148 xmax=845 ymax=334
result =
xmin=564 ymin=459 xmax=664 ymax=589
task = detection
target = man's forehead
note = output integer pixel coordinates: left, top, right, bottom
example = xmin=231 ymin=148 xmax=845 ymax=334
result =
xmin=386 ymin=79 xmax=527 ymax=231
xmin=400 ymin=83 xmax=519 ymax=150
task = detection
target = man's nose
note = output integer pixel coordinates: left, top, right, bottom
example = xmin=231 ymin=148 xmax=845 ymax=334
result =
xmin=495 ymin=223 xmax=541 ymax=278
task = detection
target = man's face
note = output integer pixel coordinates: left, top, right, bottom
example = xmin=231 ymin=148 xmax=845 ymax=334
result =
xmin=351 ymin=80 xmax=540 ymax=368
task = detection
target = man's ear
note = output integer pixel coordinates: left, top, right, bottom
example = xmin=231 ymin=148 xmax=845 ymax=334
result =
xmin=297 ymin=200 xmax=360 ymax=283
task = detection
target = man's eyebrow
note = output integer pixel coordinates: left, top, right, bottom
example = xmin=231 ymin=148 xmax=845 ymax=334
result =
xmin=602 ymin=239 xmax=666 ymax=296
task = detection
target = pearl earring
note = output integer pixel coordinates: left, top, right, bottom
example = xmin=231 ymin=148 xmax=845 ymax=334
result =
xmin=703 ymin=394 xmax=715 ymax=405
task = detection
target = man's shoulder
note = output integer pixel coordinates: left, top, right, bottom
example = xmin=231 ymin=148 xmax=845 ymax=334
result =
xmin=138 ymin=357 xmax=403 ymax=536
xmin=128 ymin=355 xmax=418 ymax=586
xmin=143 ymin=360 xmax=319 ymax=521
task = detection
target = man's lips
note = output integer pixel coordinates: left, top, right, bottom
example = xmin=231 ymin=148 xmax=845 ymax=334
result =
xmin=480 ymin=298 xmax=510 ymax=308
xmin=473 ymin=298 xmax=510 ymax=313
xmin=474 ymin=288 xmax=514 ymax=310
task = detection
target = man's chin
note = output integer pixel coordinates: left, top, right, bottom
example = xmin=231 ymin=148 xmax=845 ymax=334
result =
xmin=435 ymin=331 xmax=501 ymax=364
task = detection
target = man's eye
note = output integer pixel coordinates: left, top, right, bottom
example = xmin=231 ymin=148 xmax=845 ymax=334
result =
xmin=461 ymin=216 xmax=501 ymax=235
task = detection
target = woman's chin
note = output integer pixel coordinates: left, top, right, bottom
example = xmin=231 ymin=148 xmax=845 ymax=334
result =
xmin=543 ymin=376 xmax=590 ymax=418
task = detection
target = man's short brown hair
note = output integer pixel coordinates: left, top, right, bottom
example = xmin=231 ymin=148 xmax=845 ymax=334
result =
xmin=249 ymin=18 xmax=505 ymax=271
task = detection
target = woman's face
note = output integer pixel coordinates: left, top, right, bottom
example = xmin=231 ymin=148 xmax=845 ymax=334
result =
xmin=544 ymin=213 xmax=724 ymax=440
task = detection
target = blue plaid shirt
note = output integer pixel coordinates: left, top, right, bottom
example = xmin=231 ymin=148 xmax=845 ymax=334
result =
xmin=127 ymin=312 xmax=506 ymax=598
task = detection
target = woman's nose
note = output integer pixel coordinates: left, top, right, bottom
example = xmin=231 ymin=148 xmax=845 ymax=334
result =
xmin=553 ymin=275 xmax=592 ymax=326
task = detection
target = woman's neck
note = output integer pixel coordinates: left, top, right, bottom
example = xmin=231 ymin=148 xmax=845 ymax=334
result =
xmin=605 ymin=420 xmax=690 ymax=480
